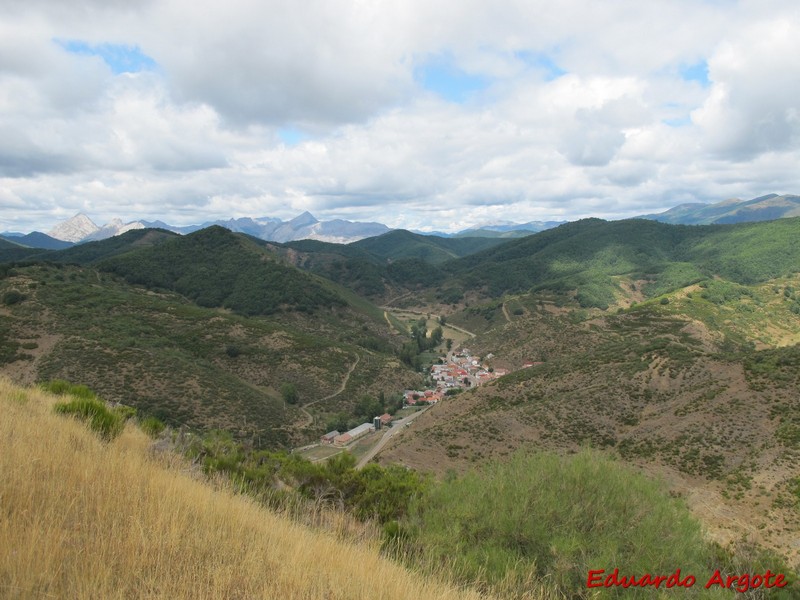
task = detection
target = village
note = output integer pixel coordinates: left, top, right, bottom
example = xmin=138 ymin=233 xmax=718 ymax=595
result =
xmin=297 ymin=346 xmax=512 ymax=466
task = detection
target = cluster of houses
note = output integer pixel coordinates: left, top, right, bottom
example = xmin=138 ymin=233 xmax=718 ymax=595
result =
xmin=403 ymin=388 xmax=443 ymax=405
xmin=318 ymin=347 xmax=517 ymax=449
xmin=429 ymin=348 xmax=508 ymax=389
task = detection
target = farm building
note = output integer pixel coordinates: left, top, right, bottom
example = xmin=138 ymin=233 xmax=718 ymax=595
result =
xmin=320 ymin=430 xmax=339 ymax=444
xmin=333 ymin=422 xmax=374 ymax=446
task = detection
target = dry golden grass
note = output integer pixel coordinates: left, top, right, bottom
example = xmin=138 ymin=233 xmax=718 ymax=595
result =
xmin=0 ymin=378 xmax=507 ymax=600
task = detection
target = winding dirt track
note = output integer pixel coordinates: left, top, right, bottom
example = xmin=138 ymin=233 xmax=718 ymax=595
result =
xmin=297 ymin=353 xmax=361 ymax=428
xmin=501 ymin=301 xmax=511 ymax=323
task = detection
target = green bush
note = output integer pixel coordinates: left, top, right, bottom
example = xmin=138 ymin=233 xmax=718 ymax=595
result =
xmin=114 ymin=405 xmax=137 ymax=421
xmin=40 ymin=379 xmax=72 ymax=395
xmin=54 ymin=396 xmax=124 ymax=440
xmin=2 ymin=290 xmax=25 ymax=305
xmin=45 ymin=380 xmax=125 ymax=440
xmin=408 ymin=449 xmax=718 ymax=598
xmin=140 ymin=415 xmax=166 ymax=438
xmin=280 ymin=382 xmax=299 ymax=405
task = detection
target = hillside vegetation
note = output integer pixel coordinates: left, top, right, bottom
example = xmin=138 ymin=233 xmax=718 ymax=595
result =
xmin=0 ymin=262 xmax=422 ymax=448
xmin=383 ymin=289 xmax=800 ymax=567
xmin=96 ymin=226 xmax=348 ymax=315
xmin=407 ymin=451 xmax=742 ymax=599
xmin=8 ymin=379 xmax=774 ymax=599
xmin=350 ymin=229 xmax=508 ymax=264
xmin=0 ymin=379 xmax=497 ymax=600
xmin=435 ymin=217 xmax=800 ymax=308
xmin=281 ymin=230 xmax=507 ymax=299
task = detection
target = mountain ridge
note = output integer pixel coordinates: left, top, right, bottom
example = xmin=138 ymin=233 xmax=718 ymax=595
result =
xmin=29 ymin=192 xmax=800 ymax=247
xmin=638 ymin=193 xmax=800 ymax=225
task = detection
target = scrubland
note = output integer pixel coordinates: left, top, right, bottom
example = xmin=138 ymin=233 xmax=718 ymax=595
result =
xmin=0 ymin=379 xmax=510 ymax=600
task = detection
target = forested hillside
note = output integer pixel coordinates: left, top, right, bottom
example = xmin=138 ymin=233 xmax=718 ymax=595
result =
xmin=0 ymin=248 xmax=422 ymax=447
xmin=432 ymin=217 xmax=800 ymax=308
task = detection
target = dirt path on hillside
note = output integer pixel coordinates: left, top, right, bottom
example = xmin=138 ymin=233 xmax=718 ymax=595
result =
xmin=384 ymin=291 xmax=412 ymax=306
xmin=443 ymin=322 xmax=476 ymax=339
xmin=297 ymin=353 xmax=361 ymax=428
xmin=383 ymin=311 xmax=403 ymax=334
xmin=501 ymin=302 xmax=511 ymax=323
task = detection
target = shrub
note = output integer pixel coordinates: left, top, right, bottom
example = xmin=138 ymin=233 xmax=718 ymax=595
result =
xmin=2 ymin=290 xmax=25 ymax=305
xmin=280 ymin=383 xmax=299 ymax=405
xmin=40 ymin=379 xmax=75 ymax=395
xmin=114 ymin=405 xmax=137 ymax=421
xmin=140 ymin=415 xmax=166 ymax=438
xmin=54 ymin=397 xmax=124 ymax=440
xmin=409 ymin=449 xmax=715 ymax=598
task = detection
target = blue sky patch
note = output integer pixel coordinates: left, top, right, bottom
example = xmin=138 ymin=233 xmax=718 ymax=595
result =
xmin=56 ymin=39 xmax=157 ymax=74
xmin=515 ymin=51 xmax=566 ymax=81
xmin=278 ymin=127 xmax=310 ymax=146
xmin=680 ymin=60 xmax=710 ymax=87
xmin=415 ymin=54 xmax=490 ymax=103
xmin=663 ymin=115 xmax=693 ymax=127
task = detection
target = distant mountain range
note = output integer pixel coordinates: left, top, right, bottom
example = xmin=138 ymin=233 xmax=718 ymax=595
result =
xmin=37 ymin=211 xmax=393 ymax=246
xmin=3 ymin=193 xmax=798 ymax=249
xmin=6 ymin=212 xmax=548 ymax=248
xmin=637 ymin=193 xmax=800 ymax=225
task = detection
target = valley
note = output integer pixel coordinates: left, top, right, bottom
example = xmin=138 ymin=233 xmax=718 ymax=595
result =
xmin=2 ymin=215 xmax=799 ymax=597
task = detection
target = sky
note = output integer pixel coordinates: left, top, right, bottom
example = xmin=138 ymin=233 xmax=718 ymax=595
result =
xmin=1 ymin=0 xmax=800 ymax=234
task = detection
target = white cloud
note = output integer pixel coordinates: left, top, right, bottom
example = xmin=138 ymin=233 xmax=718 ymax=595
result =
xmin=1 ymin=0 xmax=800 ymax=233
xmin=693 ymin=14 xmax=800 ymax=159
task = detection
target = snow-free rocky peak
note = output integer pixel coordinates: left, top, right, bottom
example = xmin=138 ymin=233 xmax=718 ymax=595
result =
xmin=47 ymin=213 xmax=100 ymax=242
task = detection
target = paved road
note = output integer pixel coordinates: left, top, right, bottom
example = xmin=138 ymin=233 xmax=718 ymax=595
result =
xmin=355 ymin=406 xmax=431 ymax=469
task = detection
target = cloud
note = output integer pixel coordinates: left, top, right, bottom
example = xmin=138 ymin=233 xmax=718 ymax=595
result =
xmin=693 ymin=15 xmax=800 ymax=159
xmin=1 ymin=0 xmax=800 ymax=233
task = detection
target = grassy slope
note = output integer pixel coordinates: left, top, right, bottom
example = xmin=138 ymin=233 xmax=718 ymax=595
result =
xmin=0 ymin=379 xmax=493 ymax=600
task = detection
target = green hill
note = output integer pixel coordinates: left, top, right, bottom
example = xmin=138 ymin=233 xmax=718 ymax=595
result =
xmin=350 ymin=229 xmax=508 ymax=264
xmin=0 ymin=236 xmax=44 ymax=262
xmin=42 ymin=227 xmax=179 ymax=263
xmin=0 ymin=229 xmax=424 ymax=447
xmin=278 ymin=230 xmax=507 ymax=300
xmin=1 ymin=231 xmax=74 ymax=250
xmin=437 ymin=217 xmax=800 ymax=308
xmin=96 ymin=226 xmax=348 ymax=316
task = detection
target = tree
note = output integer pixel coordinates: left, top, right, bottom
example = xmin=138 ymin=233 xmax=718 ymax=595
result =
xmin=281 ymin=382 xmax=299 ymax=405
xmin=354 ymin=396 xmax=383 ymax=421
